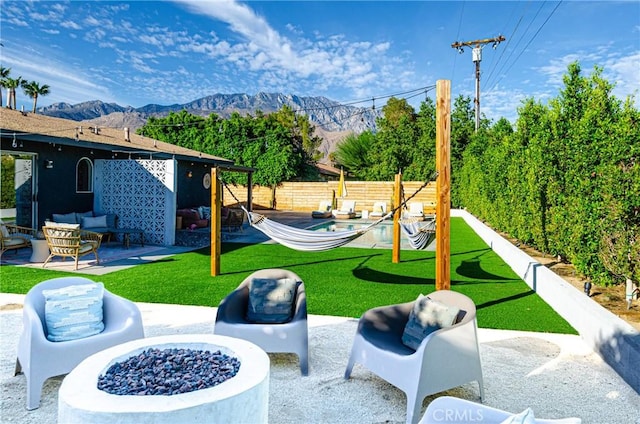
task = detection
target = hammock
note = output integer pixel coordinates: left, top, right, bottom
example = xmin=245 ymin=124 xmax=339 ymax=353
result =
xmin=399 ymin=217 xmax=436 ymax=250
xmin=245 ymin=208 xmax=393 ymax=252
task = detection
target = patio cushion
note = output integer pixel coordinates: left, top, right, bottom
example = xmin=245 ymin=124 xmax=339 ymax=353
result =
xmin=82 ymin=215 xmax=107 ymax=230
xmin=401 ymin=294 xmax=460 ymax=350
xmin=75 ymin=211 xmax=94 ymax=223
xmin=4 ymin=237 xmax=27 ymax=247
xmin=246 ymin=277 xmax=297 ymax=323
xmin=52 ymin=212 xmax=78 ymax=224
xmin=45 ymin=221 xmax=80 ymax=231
xmin=42 ymin=282 xmax=105 ymax=342
xmin=1 ymin=225 xmax=9 ymax=238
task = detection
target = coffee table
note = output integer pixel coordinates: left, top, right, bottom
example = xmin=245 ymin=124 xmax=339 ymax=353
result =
xmin=110 ymin=228 xmax=144 ymax=249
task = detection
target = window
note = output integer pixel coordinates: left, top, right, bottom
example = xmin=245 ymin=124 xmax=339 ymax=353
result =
xmin=76 ymin=157 xmax=93 ymax=193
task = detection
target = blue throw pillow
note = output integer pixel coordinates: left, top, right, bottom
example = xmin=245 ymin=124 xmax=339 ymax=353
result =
xmin=401 ymin=294 xmax=461 ymax=351
xmin=246 ymin=278 xmax=297 ymax=323
xmin=42 ymin=282 xmax=105 ymax=342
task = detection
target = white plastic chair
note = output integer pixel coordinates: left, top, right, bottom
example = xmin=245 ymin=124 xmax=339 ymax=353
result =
xmin=14 ymin=276 xmax=145 ymax=410
xmin=344 ymin=290 xmax=484 ymax=424
xmin=214 ymin=269 xmax=309 ymax=375
xmin=419 ymin=396 xmax=582 ymax=423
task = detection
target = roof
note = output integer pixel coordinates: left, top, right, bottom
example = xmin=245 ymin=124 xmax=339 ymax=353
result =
xmin=0 ymin=108 xmax=234 ymax=165
xmin=316 ymin=162 xmax=341 ymax=177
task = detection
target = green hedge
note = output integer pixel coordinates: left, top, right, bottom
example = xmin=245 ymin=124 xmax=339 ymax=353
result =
xmin=457 ymin=62 xmax=640 ymax=286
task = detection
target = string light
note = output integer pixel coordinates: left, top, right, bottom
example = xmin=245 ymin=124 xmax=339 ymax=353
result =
xmin=12 ymin=133 xmax=17 ymax=148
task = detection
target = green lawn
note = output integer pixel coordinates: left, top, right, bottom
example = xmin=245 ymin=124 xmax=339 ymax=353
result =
xmin=0 ymin=218 xmax=576 ymax=334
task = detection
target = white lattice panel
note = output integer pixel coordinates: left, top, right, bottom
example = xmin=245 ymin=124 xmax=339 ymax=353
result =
xmin=94 ymin=159 xmax=176 ymax=245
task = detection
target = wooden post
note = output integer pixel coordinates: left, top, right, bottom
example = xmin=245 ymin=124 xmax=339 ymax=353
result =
xmin=392 ymin=172 xmax=402 ymax=263
xmin=436 ymin=80 xmax=451 ymax=290
xmin=211 ymin=167 xmax=221 ymax=276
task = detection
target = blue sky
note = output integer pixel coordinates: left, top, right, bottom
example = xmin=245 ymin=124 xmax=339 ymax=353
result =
xmin=1 ymin=0 xmax=638 ymax=123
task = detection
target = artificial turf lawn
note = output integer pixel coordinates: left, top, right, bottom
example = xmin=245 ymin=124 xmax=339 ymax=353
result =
xmin=0 ymin=218 xmax=576 ymax=334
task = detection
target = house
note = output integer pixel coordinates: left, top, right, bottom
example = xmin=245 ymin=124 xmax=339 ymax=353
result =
xmin=0 ymin=108 xmax=253 ymax=245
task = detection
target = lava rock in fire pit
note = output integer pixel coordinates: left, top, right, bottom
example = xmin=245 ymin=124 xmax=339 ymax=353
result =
xmin=97 ymin=347 xmax=241 ymax=395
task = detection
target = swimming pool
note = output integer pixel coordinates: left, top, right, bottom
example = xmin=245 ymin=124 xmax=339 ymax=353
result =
xmin=309 ymin=219 xmax=433 ymax=250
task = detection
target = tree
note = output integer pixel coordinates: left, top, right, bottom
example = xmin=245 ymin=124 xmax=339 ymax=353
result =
xmin=333 ymin=131 xmax=375 ymax=179
xmin=0 ymin=66 xmax=10 ymax=109
xmin=137 ymin=106 xmax=317 ymax=187
xmin=450 ymin=95 xmax=477 ymax=206
xmin=21 ymin=80 xmax=50 ymax=113
xmin=4 ymin=76 xmax=22 ymax=109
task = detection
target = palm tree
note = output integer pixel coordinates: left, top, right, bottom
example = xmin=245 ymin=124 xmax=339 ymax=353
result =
xmin=4 ymin=76 xmax=22 ymax=109
xmin=0 ymin=66 xmax=10 ymax=108
xmin=22 ymin=80 xmax=50 ymax=113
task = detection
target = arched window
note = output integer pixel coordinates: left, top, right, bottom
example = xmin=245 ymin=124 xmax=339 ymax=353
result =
xmin=76 ymin=157 xmax=93 ymax=193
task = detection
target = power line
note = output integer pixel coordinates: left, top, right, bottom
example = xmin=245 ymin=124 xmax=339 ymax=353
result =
xmin=487 ymin=1 xmax=563 ymax=94
xmin=484 ymin=0 xmax=534 ymax=90
xmin=450 ymin=0 xmax=466 ymax=82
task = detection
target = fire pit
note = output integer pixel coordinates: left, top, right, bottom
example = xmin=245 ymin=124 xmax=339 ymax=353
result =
xmin=58 ymin=335 xmax=269 ymax=424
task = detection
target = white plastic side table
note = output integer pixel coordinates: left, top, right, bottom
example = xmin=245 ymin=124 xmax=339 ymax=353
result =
xmin=30 ymin=239 xmax=50 ymax=263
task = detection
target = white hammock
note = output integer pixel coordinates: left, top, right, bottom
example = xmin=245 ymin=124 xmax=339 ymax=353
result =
xmin=399 ymin=218 xmax=436 ymax=250
xmin=246 ymin=209 xmax=392 ymax=252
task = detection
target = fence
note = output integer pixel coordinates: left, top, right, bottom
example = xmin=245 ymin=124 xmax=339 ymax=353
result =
xmin=223 ymin=180 xmax=437 ymax=214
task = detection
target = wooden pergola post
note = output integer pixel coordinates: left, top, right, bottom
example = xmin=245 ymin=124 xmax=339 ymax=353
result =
xmin=211 ymin=167 xmax=221 ymax=276
xmin=435 ymin=80 xmax=451 ymax=290
xmin=392 ymin=172 xmax=402 ymax=263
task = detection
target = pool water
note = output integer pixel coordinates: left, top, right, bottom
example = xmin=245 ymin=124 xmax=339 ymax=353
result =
xmin=309 ymin=219 xmax=431 ymax=250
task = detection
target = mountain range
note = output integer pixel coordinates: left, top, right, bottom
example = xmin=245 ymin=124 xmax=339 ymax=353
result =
xmin=37 ymin=93 xmax=380 ymax=162
xmin=38 ymin=92 xmax=381 ymax=131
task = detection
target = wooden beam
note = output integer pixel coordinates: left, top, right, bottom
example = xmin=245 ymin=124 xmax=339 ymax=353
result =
xmin=436 ymin=80 xmax=451 ymax=290
xmin=211 ymin=167 xmax=221 ymax=276
xmin=392 ymin=172 xmax=402 ymax=263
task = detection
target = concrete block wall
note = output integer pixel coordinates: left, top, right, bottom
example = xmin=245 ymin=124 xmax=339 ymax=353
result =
xmin=453 ymin=209 xmax=640 ymax=393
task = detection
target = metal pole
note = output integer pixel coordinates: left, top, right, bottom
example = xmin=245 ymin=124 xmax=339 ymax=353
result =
xmin=451 ymin=35 xmax=505 ymax=132
xmin=475 ymin=60 xmax=481 ymax=132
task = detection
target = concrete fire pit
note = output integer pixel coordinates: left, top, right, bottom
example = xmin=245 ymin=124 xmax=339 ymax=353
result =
xmin=58 ymin=334 xmax=269 ymax=424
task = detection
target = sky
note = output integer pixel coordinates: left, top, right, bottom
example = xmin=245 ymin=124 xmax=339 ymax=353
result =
xmin=1 ymin=0 xmax=639 ymax=124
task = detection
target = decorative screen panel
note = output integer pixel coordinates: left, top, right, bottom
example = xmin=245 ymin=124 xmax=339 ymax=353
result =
xmin=94 ymin=159 xmax=176 ymax=245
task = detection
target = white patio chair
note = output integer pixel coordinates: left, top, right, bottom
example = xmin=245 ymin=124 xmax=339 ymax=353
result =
xmin=334 ymin=200 xmax=356 ymax=219
xmin=311 ymin=200 xmax=333 ymax=219
xmin=408 ymin=202 xmax=424 ymax=220
xmin=419 ymin=396 xmax=581 ymax=423
xmin=344 ymin=290 xmax=484 ymax=424
xmin=14 ymin=276 xmax=145 ymax=410
xmin=369 ymin=201 xmax=388 ymax=218
xmin=214 ymin=269 xmax=309 ymax=375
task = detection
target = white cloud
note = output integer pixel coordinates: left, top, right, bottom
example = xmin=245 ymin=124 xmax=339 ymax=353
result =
xmin=0 ymin=44 xmax=116 ymax=107
xmin=60 ymin=20 xmax=81 ymax=30
xmin=172 ymin=0 xmax=411 ymax=100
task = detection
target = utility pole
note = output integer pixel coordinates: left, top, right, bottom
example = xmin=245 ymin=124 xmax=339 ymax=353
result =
xmin=451 ymin=35 xmax=505 ymax=132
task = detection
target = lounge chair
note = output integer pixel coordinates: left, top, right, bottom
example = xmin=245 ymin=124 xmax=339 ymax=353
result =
xmin=369 ymin=201 xmax=388 ymax=218
xmin=15 ymin=276 xmax=144 ymax=410
xmin=42 ymin=225 xmax=103 ymax=270
xmin=408 ymin=202 xmax=424 ymax=220
xmin=419 ymin=396 xmax=581 ymax=423
xmin=344 ymin=290 xmax=484 ymax=424
xmin=214 ymin=269 xmax=309 ymax=375
xmin=334 ymin=200 xmax=356 ymax=219
xmin=0 ymin=224 xmax=36 ymax=256
xmin=311 ymin=200 xmax=333 ymax=219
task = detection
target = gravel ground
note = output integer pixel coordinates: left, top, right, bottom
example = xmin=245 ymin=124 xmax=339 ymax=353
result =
xmin=2 ymin=295 xmax=639 ymax=424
